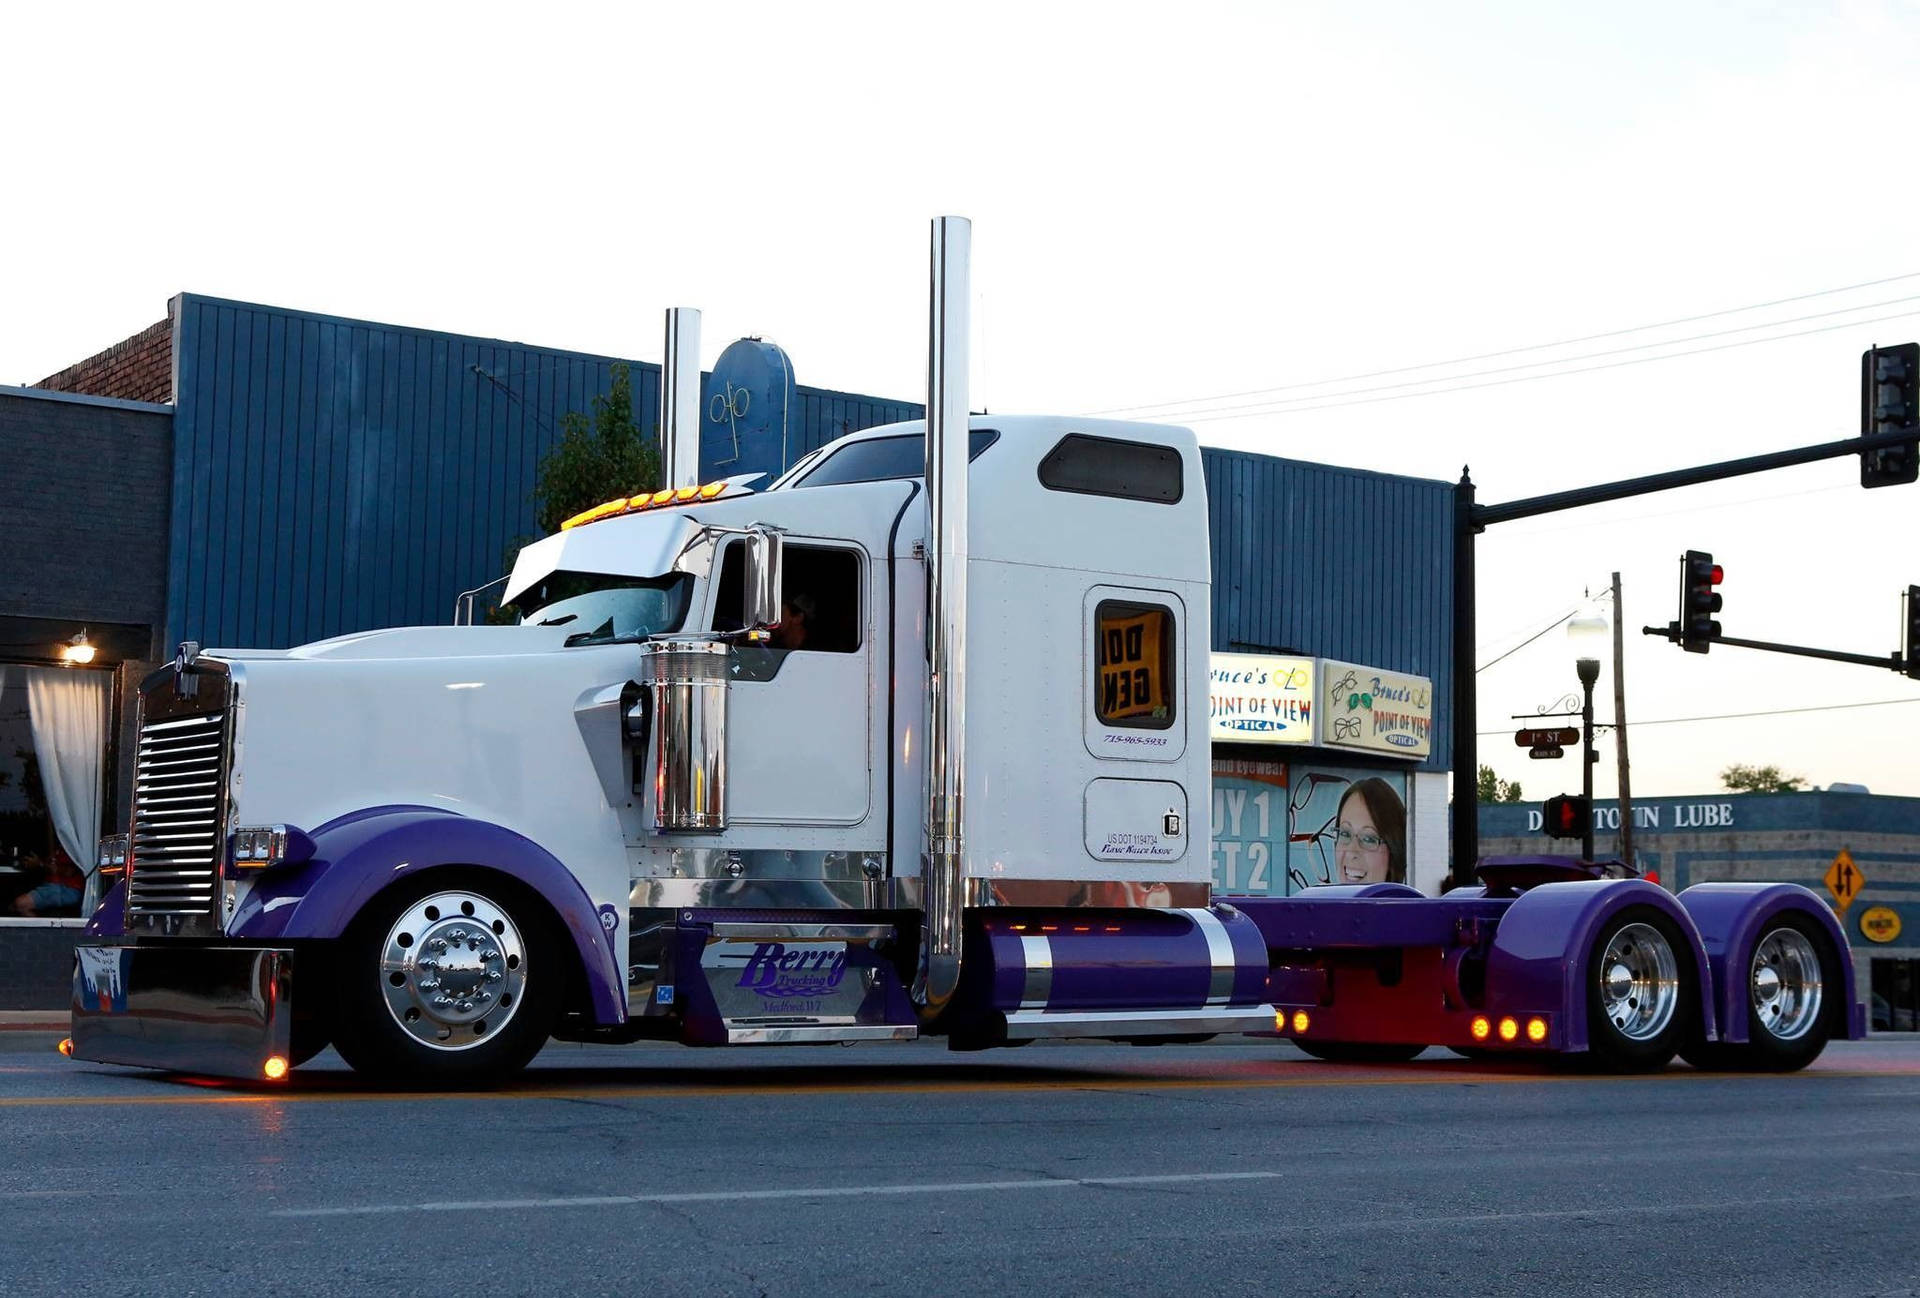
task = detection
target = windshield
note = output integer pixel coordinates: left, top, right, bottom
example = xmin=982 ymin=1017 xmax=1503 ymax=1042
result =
xmin=510 ymin=572 xmax=693 ymax=645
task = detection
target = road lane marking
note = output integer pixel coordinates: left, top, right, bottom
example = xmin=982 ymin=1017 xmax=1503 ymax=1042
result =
xmin=1858 ymin=1165 xmax=1920 ymax=1178
xmin=5 ymin=1064 xmax=1917 ymax=1109
xmin=275 ymin=1170 xmax=1291 ymax=1218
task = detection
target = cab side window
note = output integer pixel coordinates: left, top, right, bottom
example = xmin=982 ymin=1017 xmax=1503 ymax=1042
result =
xmin=714 ymin=543 xmax=862 ymax=653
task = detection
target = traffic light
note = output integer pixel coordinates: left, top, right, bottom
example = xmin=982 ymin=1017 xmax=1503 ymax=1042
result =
xmin=1861 ymin=343 xmax=1919 ymax=488
xmin=1541 ymin=794 xmax=1590 ymax=841
xmin=1678 ymin=549 xmax=1723 ymax=653
xmin=1905 ymin=585 xmax=1920 ymax=680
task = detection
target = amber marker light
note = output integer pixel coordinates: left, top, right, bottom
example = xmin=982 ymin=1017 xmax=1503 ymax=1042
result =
xmin=650 ymin=488 xmax=676 ymax=506
xmin=1291 ymin=1010 xmax=1311 ymax=1034
xmin=1470 ymin=1016 xmax=1491 ymax=1041
xmin=1498 ymin=1017 xmax=1519 ymax=1042
xmin=674 ymin=485 xmax=700 ymax=502
xmin=263 ymin=1055 xmax=290 ymax=1081
xmin=57 ymin=1038 xmax=73 ymax=1057
xmin=1526 ymin=1017 xmax=1548 ymax=1043
xmin=698 ymin=481 xmax=726 ymax=499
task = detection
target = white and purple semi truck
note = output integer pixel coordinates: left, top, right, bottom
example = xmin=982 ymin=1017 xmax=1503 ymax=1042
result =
xmin=68 ymin=219 xmax=1864 ymax=1083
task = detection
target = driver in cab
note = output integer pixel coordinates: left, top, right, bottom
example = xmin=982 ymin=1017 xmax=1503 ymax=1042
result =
xmin=772 ymin=592 xmax=814 ymax=651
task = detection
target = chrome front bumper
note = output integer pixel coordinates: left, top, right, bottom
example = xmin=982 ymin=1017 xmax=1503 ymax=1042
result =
xmin=70 ymin=942 xmax=294 ymax=1080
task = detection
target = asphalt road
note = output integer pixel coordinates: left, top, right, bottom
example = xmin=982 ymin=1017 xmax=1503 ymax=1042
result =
xmin=4 ymin=1033 xmax=1918 ymax=1298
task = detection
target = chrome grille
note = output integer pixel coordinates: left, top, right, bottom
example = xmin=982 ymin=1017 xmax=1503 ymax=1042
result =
xmin=128 ymin=711 xmax=227 ymax=917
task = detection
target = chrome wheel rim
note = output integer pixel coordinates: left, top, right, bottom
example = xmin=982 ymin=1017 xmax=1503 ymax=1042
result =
xmin=1597 ymin=922 xmax=1680 ymax=1042
xmin=379 ymin=891 xmax=527 ymax=1051
xmin=1750 ymin=927 xmax=1822 ymax=1042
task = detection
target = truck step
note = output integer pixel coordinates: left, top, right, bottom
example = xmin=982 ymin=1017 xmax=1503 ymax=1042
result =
xmin=1003 ymin=1004 xmax=1276 ymax=1041
xmin=723 ymin=1021 xmax=919 ymax=1045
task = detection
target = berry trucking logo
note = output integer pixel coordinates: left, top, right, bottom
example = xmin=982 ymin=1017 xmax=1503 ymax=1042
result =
xmin=737 ymin=942 xmax=851 ymax=1010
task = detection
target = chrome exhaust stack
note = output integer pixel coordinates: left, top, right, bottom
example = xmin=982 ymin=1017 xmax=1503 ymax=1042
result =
xmin=914 ymin=215 xmax=970 ymax=1018
xmin=661 ymin=307 xmax=702 ymax=490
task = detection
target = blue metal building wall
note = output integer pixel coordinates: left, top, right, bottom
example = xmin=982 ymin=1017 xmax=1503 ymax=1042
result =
xmin=791 ymin=387 xmax=922 ymax=459
xmin=168 ymin=295 xmax=925 ymax=652
xmin=168 ymin=295 xmax=669 ymax=650
xmin=1202 ymin=448 xmax=1454 ymax=770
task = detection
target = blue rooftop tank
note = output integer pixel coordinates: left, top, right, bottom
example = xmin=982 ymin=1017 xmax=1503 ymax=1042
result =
xmin=700 ymin=337 xmax=797 ymax=485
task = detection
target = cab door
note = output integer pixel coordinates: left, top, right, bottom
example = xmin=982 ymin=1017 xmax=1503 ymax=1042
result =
xmin=716 ymin=541 xmax=872 ymax=826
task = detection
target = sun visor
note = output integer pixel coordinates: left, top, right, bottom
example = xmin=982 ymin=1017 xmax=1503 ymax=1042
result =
xmin=503 ymin=514 xmax=705 ymax=607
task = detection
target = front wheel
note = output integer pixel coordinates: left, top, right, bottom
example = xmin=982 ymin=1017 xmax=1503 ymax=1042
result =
xmin=329 ymin=877 xmax=560 ymax=1083
xmin=1586 ymin=908 xmax=1693 ymax=1073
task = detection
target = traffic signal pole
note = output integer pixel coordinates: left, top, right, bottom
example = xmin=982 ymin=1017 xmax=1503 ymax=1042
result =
xmin=1475 ymin=426 xmax=1920 ymax=527
xmin=1451 ymin=422 xmax=1920 ymax=888
xmin=1641 ymin=626 xmax=1905 ymax=671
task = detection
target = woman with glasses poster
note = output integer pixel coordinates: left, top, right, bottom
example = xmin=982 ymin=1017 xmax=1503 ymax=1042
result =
xmin=1334 ymin=777 xmax=1407 ymax=886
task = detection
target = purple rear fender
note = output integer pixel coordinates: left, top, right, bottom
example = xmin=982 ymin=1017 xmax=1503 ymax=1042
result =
xmin=1483 ymin=880 xmax=1714 ymax=1053
xmin=1677 ymin=883 xmax=1864 ymax=1043
xmin=229 ymin=805 xmax=625 ymax=1026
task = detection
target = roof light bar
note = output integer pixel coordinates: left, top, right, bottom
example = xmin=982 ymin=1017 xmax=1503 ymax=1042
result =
xmin=559 ymin=479 xmax=752 ymax=532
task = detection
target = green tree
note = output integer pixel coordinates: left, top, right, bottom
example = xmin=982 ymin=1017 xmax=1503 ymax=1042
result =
xmin=530 ymin=363 xmax=661 ymax=536
xmin=486 ymin=364 xmax=661 ymax=623
xmin=1477 ymin=764 xmax=1523 ymax=803
xmin=1719 ymin=763 xmax=1808 ymax=794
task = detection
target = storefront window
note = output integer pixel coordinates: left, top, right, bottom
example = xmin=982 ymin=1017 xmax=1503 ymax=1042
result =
xmin=1871 ymin=959 xmax=1918 ymax=1031
xmin=1212 ymin=758 xmax=1410 ymax=895
xmin=0 ymin=665 xmax=109 ymax=918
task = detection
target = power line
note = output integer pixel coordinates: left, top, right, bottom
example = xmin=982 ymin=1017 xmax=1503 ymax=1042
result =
xmin=1087 ymin=270 xmax=1920 ymax=417
xmin=1181 ymin=306 xmax=1920 ymax=424
xmin=1476 ymin=695 xmax=1920 ymax=736
xmin=1155 ymin=293 xmax=1920 ymax=422
xmin=1476 ymin=609 xmax=1579 ymax=673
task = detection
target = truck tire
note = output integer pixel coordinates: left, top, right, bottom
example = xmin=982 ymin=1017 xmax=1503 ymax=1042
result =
xmin=329 ymin=876 xmax=560 ymax=1082
xmin=1685 ymin=914 xmax=1835 ymax=1073
xmin=1585 ymin=907 xmax=1693 ymax=1073
xmin=1295 ymin=1041 xmax=1426 ymax=1063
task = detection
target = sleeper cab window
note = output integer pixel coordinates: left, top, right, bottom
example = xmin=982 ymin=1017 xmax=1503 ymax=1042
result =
xmin=1039 ymin=434 xmax=1183 ymax=504
xmin=1094 ymin=600 xmax=1175 ymax=730
xmin=713 ymin=541 xmax=863 ymax=653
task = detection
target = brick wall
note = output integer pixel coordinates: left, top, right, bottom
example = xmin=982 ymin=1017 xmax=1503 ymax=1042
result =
xmin=35 ymin=317 xmax=172 ymax=405
xmin=0 ymin=389 xmax=172 ymax=633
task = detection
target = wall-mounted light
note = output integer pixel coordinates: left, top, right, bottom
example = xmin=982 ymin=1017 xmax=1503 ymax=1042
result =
xmin=61 ymin=630 xmax=95 ymax=666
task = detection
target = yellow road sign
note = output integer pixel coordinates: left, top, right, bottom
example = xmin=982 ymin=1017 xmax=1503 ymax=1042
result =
xmin=1860 ymin=906 xmax=1902 ymax=944
xmin=1825 ymin=849 xmax=1866 ymax=913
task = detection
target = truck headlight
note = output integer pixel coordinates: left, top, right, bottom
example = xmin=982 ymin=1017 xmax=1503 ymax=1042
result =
xmin=97 ymin=834 xmax=130 ymax=877
xmin=229 ymin=825 xmax=289 ymax=870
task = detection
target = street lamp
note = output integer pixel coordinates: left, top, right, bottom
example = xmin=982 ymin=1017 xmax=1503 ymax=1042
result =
xmin=1568 ymin=614 xmax=1607 ymax=861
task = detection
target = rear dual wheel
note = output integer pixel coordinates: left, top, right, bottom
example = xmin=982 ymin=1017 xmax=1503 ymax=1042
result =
xmin=1680 ymin=915 xmax=1833 ymax=1073
xmin=1586 ymin=909 xmax=1693 ymax=1072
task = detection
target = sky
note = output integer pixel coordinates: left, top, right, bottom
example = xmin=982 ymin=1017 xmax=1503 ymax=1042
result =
xmin=3 ymin=1 xmax=1917 ymax=800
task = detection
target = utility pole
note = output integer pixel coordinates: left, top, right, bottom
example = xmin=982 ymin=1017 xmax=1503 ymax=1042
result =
xmin=1611 ymin=571 xmax=1634 ymax=869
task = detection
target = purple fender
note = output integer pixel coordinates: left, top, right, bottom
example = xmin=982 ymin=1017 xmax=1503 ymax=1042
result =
xmin=1676 ymin=882 xmax=1865 ymax=1043
xmin=229 ymin=805 xmax=625 ymax=1026
xmin=83 ymin=878 xmax=127 ymax=937
xmin=1483 ymin=879 xmax=1714 ymax=1053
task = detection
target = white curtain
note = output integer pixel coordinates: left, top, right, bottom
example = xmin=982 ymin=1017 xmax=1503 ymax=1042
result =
xmin=24 ymin=668 xmax=109 ymax=880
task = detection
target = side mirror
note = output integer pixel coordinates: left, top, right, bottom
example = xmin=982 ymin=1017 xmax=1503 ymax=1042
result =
xmin=744 ymin=525 xmax=784 ymax=633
